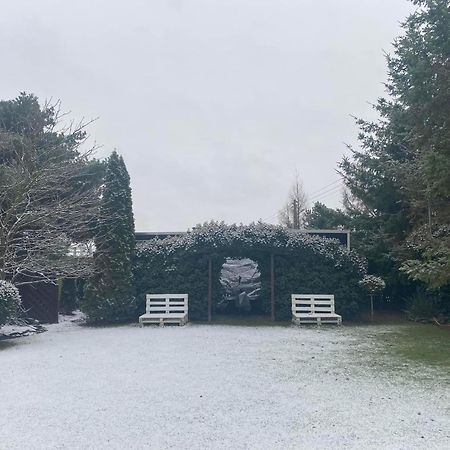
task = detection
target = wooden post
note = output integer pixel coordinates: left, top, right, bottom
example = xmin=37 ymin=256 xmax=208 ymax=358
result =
xmin=370 ymin=294 xmax=374 ymax=322
xmin=56 ymin=278 xmax=63 ymax=324
xmin=208 ymin=256 xmax=212 ymax=322
xmin=270 ymin=253 xmax=275 ymax=321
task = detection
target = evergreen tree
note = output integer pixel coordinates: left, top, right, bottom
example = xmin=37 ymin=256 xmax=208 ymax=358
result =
xmin=304 ymin=202 xmax=348 ymax=229
xmin=82 ymin=151 xmax=136 ymax=323
xmin=338 ymin=0 xmax=450 ymax=295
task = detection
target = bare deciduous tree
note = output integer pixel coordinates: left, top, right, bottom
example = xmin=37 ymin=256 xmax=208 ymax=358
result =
xmin=278 ymin=173 xmax=308 ymax=229
xmin=0 ymin=147 xmax=104 ymax=285
xmin=0 ymin=93 xmax=106 ymax=285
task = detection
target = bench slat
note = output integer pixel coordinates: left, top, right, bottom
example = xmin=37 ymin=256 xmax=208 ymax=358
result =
xmin=291 ymin=294 xmax=341 ymax=325
xmin=141 ymin=294 xmax=189 ymax=326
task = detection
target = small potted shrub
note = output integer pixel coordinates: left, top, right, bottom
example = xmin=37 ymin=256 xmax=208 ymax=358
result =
xmin=359 ymin=275 xmax=385 ymax=321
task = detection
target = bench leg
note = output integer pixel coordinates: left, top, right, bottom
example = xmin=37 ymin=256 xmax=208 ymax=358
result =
xmin=159 ymin=318 xmax=164 ymax=327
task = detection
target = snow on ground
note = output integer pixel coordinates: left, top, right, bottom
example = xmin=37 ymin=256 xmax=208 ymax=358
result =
xmin=0 ymin=324 xmax=44 ymax=339
xmin=1 ymin=319 xmax=449 ymax=450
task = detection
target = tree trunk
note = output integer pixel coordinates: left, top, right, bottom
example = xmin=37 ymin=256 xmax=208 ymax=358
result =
xmin=0 ymin=232 xmax=6 ymax=280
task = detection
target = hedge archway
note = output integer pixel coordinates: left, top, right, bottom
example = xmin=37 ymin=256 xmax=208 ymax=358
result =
xmin=134 ymin=222 xmax=367 ymax=320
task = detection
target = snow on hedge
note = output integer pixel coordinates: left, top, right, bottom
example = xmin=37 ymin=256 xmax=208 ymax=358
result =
xmin=0 ymin=280 xmax=21 ymax=326
xmin=136 ymin=221 xmax=366 ymax=274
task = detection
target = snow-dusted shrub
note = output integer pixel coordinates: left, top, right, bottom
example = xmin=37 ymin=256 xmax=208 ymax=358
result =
xmin=359 ymin=275 xmax=386 ymax=321
xmin=359 ymin=275 xmax=386 ymax=294
xmin=135 ymin=222 xmax=367 ymax=320
xmin=0 ymin=280 xmax=21 ymax=325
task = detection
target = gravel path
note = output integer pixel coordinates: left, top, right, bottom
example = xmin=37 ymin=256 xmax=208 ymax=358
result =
xmin=1 ymin=319 xmax=449 ymax=449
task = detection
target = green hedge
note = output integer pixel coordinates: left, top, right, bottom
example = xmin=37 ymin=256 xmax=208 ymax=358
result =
xmin=134 ymin=222 xmax=366 ymax=320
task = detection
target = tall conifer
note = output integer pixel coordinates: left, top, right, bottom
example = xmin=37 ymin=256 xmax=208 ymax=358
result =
xmin=82 ymin=151 xmax=136 ymax=322
xmin=339 ymin=0 xmax=450 ymax=290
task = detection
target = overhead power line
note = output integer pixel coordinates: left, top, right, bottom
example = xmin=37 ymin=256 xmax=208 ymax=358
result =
xmin=309 ymin=184 xmax=344 ymax=202
xmin=261 ymin=177 xmax=346 ymax=224
xmin=308 ymin=178 xmax=342 ymax=197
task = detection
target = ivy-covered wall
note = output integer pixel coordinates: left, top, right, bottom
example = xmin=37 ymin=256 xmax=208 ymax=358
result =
xmin=134 ymin=222 xmax=367 ymax=320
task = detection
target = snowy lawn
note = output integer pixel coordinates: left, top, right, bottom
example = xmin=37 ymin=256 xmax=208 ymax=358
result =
xmin=1 ymin=318 xmax=449 ymax=450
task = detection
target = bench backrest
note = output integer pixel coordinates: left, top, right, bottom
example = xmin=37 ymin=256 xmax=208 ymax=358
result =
xmin=145 ymin=294 xmax=188 ymax=315
xmin=291 ymin=294 xmax=335 ymax=315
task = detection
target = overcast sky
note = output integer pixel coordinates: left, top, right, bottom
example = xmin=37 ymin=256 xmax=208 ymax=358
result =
xmin=1 ymin=0 xmax=413 ymax=231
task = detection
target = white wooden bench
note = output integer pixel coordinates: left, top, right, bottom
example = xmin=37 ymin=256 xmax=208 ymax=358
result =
xmin=139 ymin=294 xmax=188 ymax=326
xmin=291 ymin=294 xmax=342 ymax=325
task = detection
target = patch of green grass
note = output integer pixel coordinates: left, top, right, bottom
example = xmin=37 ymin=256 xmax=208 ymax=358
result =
xmin=378 ymin=322 xmax=450 ymax=370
